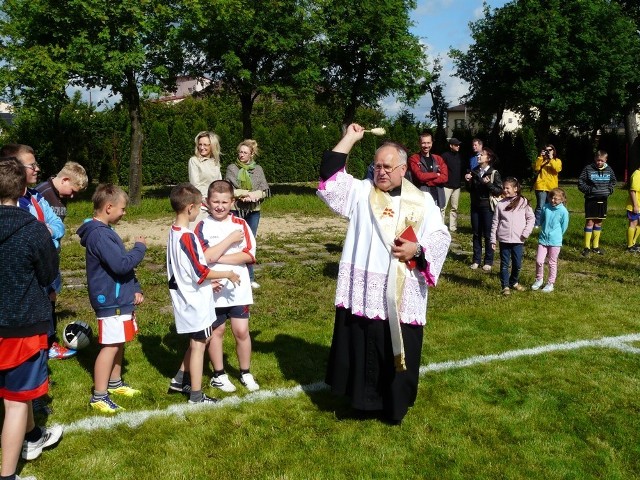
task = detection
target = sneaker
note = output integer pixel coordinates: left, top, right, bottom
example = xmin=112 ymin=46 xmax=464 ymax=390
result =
xmin=591 ymin=247 xmax=603 ymax=255
xmin=21 ymin=424 xmax=63 ymax=460
xmin=168 ymin=380 xmax=192 ymax=395
xmin=209 ymin=373 xmax=237 ymax=393
xmin=48 ymin=342 xmax=77 ymax=360
xmin=240 ymin=373 xmax=260 ymax=392
xmin=541 ymin=283 xmax=554 ymax=293
xmin=531 ymin=279 xmax=544 ymax=290
xmin=16 ymin=475 xmax=38 ymax=480
xmin=188 ymin=393 xmax=219 ymax=404
xmin=469 ymin=263 xmax=479 ymax=270
xmin=511 ymin=283 xmax=526 ymax=292
xmin=250 ymin=281 xmax=261 ymax=289
xmin=501 ymin=287 xmax=511 ymax=296
xmin=627 ymin=245 xmax=640 ymax=252
xmin=108 ymin=383 xmax=141 ymax=397
xmin=89 ymin=394 xmax=124 ymax=414
xmin=482 ymin=264 xmax=492 ymax=272
xmin=581 ymin=248 xmax=591 ymax=257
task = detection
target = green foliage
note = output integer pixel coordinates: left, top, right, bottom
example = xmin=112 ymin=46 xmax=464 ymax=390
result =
xmin=451 ymin=0 xmax=640 ymax=140
xmin=178 ymin=0 xmax=321 ymax=138
xmin=316 ymin=0 xmax=429 ymax=125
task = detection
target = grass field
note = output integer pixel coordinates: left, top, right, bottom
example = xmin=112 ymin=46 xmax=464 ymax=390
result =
xmin=14 ymin=182 xmax=640 ymax=480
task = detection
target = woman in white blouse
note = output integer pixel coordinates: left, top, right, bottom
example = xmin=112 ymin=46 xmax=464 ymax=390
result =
xmin=188 ymin=131 xmax=222 ymax=224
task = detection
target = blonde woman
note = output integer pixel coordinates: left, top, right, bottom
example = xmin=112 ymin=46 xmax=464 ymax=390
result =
xmin=188 ymin=131 xmax=222 ymax=224
xmin=225 ymin=139 xmax=270 ymax=289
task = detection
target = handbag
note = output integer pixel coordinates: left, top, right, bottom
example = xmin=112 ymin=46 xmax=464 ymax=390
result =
xmin=488 ymin=170 xmax=503 ymax=212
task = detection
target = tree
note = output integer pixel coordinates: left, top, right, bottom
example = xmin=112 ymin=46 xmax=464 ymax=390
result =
xmin=178 ymin=0 xmax=319 ymax=139
xmin=316 ymin=0 xmax=430 ymax=127
xmin=0 ymin=0 xmax=176 ymax=204
xmin=426 ymin=57 xmax=449 ymax=150
xmin=614 ymin=0 xmax=640 ymax=172
xmin=450 ymin=0 xmax=639 ymax=148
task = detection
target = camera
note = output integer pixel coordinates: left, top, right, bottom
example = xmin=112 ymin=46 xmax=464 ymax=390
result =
xmin=541 ymin=150 xmax=548 ymax=157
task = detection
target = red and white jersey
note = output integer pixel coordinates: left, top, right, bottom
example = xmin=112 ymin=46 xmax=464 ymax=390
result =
xmin=195 ymin=214 xmax=255 ymax=307
xmin=166 ymin=225 xmax=216 ymax=333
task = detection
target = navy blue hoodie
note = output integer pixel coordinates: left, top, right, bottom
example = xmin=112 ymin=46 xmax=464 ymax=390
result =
xmin=0 ymin=205 xmax=58 ymax=337
xmin=77 ymin=219 xmax=146 ymax=317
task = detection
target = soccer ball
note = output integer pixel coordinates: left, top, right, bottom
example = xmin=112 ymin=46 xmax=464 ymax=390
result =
xmin=62 ymin=321 xmax=93 ymax=350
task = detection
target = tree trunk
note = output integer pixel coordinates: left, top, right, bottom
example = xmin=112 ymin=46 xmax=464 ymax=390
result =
xmin=624 ymin=106 xmax=639 ymax=180
xmin=240 ymin=93 xmax=254 ymax=139
xmin=125 ymin=71 xmax=144 ymax=205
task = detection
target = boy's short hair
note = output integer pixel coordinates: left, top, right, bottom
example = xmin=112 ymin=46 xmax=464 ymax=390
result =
xmin=0 ymin=157 xmax=27 ymax=201
xmin=207 ymin=179 xmax=234 ymax=198
xmin=0 ymin=143 xmax=34 ymax=158
xmin=92 ymin=184 xmax=127 ymax=212
xmin=57 ymin=161 xmax=88 ymax=190
xmin=170 ymin=183 xmax=202 ymax=213
xmin=595 ymin=150 xmax=608 ymax=160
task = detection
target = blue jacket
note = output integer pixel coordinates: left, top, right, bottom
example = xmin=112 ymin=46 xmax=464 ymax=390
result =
xmin=0 ymin=206 xmax=58 ymax=337
xmin=18 ymin=187 xmax=65 ymax=249
xmin=538 ymin=203 xmax=569 ymax=247
xmin=77 ymin=219 xmax=146 ymax=317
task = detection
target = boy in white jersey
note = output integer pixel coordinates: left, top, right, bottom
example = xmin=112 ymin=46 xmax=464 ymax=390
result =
xmin=195 ymin=180 xmax=260 ymax=392
xmin=166 ymin=183 xmax=241 ymax=404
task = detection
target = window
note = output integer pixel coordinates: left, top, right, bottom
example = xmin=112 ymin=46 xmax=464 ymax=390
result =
xmin=454 ymin=119 xmax=466 ymax=129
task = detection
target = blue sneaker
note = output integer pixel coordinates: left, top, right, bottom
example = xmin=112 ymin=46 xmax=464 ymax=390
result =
xmin=48 ymin=342 xmax=77 ymax=360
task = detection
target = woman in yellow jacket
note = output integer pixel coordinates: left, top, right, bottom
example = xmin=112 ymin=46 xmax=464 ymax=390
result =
xmin=533 ymin=144 xmax=562 ymax=227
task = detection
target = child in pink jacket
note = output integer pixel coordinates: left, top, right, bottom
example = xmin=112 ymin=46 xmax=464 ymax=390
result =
xmin=490 ymin=177 xmax=535 ymax=295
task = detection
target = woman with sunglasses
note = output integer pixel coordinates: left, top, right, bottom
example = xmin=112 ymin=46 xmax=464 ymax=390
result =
xmin=533 ymin=144 xmax=562 ymax=228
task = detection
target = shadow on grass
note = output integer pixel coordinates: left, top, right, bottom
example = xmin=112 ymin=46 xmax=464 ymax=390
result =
xmin=138 ymin=326 xmax=191 ymax=379
xmin=250 ymin=330 xmax=358 ymax=415
xmin=269 ymin=184 xmax=317 ymax=196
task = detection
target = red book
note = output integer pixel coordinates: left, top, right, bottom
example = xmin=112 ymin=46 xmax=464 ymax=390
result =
xmin=395 ymin=226 xmax=418 ymax=269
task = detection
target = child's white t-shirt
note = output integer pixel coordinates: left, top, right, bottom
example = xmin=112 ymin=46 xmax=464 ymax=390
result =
xmin=166 ymin=225 xmax=216 ymax=333
xmin=196 ymin=214 xmax=255 ymax=307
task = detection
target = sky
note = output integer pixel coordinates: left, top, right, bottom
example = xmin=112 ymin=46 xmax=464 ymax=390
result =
xmin=74 ymin=0 xmax=511 ymax=116
xmin=380 ymin=0 xmax=510 ymax=120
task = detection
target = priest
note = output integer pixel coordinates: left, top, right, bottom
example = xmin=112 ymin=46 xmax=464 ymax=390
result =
xmin=317 ymin=123 xmax=450 ymax=424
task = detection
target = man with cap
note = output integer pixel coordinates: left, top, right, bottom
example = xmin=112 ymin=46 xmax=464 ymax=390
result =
xmin=442 ymin=138 xmax=464 ymax=232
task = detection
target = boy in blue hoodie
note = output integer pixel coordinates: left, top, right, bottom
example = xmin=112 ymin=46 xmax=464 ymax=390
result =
xmin=77 ymin=184 xmax=147 ymax=413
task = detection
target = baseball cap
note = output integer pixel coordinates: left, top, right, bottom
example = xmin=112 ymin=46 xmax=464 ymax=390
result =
xmin=448 ymin=138 xmax=462 ymax=145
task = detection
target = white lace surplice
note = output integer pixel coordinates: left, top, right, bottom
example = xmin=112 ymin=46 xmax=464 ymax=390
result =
xmin=317 ymin=169 xmax=450 ymax=326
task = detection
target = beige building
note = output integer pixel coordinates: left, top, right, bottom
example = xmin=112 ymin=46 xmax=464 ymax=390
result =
xmin=446 ymin=104 xmax=522 ymax=137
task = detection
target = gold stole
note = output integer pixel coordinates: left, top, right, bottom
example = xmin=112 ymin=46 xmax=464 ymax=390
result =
xmin=369 ymin=178 xmax=425 ymax=371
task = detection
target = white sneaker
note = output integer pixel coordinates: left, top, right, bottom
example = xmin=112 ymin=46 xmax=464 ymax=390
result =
xmin=541 ymin=283 xmax=554 ymax=293
xmin=470 ymin=263 xmax=479 ymax=270
xmin=240 ymin=373 xmax=260 ymax=392
xmin=531 ymin=279 xmax=544 ymax=290
xmin=209 ymin=373 xmax=237 ymax=392
xmin=22 ymin=424 xmax=63 ymax=460
xmin=250 ymin=281 xmax=261 ymax=289
xmin=482 ymin=264 xmax=492 ymax=272
xmin=16 ymin=475 xmax=38 ymax=480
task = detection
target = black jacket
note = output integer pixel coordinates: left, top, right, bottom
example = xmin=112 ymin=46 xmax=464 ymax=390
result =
xmin=0 ymin=206 xmax=58 ymax=337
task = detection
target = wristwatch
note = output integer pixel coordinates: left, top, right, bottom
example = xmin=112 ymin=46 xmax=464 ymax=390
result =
xmin=414 ymin=243 xmax=423 ymax=258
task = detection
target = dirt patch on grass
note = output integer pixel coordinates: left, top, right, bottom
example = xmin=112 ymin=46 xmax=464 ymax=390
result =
xmin=85 ymin=215 xmax=348 ymax=247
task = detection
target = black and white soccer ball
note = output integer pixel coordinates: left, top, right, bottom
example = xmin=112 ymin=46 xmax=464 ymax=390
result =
xmin=62 ymin=321 xmax=93 ymax=350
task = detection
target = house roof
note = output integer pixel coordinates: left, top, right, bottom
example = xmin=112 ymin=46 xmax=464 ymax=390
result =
xmin=448 ymin=104 xmax=469 ymax=113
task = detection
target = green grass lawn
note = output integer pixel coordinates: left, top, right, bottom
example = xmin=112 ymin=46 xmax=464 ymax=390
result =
xmin=15 ymin=183 xmax=640 ymax=480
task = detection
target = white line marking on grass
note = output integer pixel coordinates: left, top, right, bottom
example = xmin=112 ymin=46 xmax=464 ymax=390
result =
xmin=64 ymin=333 xmax=640 ymax=434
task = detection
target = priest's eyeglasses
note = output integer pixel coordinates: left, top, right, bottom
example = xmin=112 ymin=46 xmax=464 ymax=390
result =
xmin=373 ymin=163 xmax=403 ymax=175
